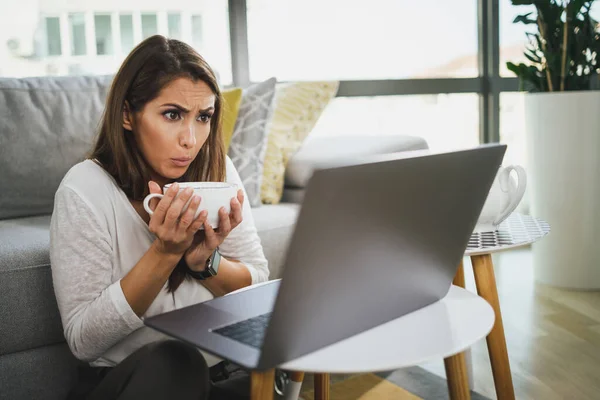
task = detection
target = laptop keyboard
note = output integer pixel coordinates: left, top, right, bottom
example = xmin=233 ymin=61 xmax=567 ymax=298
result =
xmin=213 ymin=312 xmax=273 ymax=348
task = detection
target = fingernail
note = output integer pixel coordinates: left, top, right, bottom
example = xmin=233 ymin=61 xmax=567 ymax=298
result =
xmin=220 ymin=206 xmax=226 ymax=213
xmin=172 ymin=182 xmax=179 ymax=191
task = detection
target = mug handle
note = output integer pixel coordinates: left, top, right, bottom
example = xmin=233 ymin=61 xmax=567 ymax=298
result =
xmin=493 ymin=165 xmax=527 ymax=225
xmin=143 ymin=193 xmax=164 ymax=216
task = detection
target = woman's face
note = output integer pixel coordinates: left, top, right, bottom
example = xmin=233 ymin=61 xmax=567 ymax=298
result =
xmin=124 ymin=77 xmax=216 ymax=187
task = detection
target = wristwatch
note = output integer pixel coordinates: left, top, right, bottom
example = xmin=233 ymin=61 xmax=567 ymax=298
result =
xmin=183 ymin=248 xmax=221 ymax=280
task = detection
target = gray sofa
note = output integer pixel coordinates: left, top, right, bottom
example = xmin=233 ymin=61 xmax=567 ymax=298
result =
xmin=0 ymin=76 xmax=428 ymax=399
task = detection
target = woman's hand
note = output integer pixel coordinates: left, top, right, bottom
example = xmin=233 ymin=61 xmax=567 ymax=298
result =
xmin=183 ymin=189 xmax=245 ymax=270
xmin=147 ymin=181 xmax=208 ymax=257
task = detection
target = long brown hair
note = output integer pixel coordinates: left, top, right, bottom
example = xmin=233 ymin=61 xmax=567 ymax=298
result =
xmin=89 ymin=35 xmax=226 ymax=292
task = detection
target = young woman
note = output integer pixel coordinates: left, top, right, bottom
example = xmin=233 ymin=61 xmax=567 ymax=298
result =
xmin=50 ymin=35 xmax=269 ymax=399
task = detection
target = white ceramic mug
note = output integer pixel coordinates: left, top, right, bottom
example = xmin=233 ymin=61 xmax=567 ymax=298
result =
xmin=475 ymin=165 xmax=527 ymax=232
xmin=143 ymin=182 xmax=238 ymax=228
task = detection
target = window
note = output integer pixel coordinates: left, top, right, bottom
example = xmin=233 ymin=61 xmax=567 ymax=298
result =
xmin=141 ymin=13 xmax=158 ymax=39
xmin=310 ymin=94 xmax=480 ymax=151
xmin=500 ymin=92 xmax=527 ymax=168
xmin=191 ymin=15 xmax=203 ymax=49
xmin=120 ymin=14 xmax=134 ymax=53
xmin=45 ymin=17 xmax=61 ymax=56
xmin=69 ymin=13 xmax=87 ymax=56
xmin=247 ymin=0 xmax=478 ymax=82
xmin=499 ymin=92 xmax=531 ymax=211
xmin=168 ymin=13 xmax=182 ymax=40
xmin=189 ymin=2 xmax=233 ymax=84
xmin=94 ymin=14 xmax=113 ymax=55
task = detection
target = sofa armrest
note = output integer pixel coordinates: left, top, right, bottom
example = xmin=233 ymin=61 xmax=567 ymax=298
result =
xmin=283 ymin=135 xmax=429 ymax=194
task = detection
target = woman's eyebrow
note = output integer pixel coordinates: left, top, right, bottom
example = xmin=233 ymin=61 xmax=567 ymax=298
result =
xmin=160 ymin=103 xmax=190 ymax=112
xmin=160 ymin=103 xmax=214 ymax=113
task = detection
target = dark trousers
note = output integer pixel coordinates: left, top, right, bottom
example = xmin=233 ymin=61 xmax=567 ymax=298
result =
xmin=68 ymin=340 xmax=227 ymax=400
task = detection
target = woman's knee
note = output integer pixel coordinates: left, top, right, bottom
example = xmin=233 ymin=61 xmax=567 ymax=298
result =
xmin=137 ymin=340 xmax=210 ymax=397
xmin=147 ymin=340 xmax=209 ymax=376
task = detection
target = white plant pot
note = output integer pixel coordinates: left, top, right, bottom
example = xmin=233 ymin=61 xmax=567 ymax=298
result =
xmin=524 ymin=91 xmax=600 ymax=289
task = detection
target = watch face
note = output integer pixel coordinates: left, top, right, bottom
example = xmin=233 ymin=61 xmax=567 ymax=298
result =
xmin=210 ymin=250 xmax=221 ymax=274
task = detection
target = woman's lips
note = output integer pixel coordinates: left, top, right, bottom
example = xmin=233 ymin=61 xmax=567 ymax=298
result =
xmin=171 ymin=158 xmax=192 ymax=167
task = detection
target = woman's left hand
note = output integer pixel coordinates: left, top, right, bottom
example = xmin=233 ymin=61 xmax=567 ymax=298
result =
xmin=183 ymin=189 xmax=244 ymax=271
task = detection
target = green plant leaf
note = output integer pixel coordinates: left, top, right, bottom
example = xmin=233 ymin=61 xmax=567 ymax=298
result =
xmin=506 ymin=62 xmax=522 ymax=77
xmin=534 ymin=35 xmax=544 ymax=52
xmin=506 ymin=62 xmax=545 ymax=91
xmin=507 ymin=0 xmax=600 ymax=92
xmin=525 ymin=50 xmax=542 ymax=63
xmin=514 ymin=12 xmax=538 ymax=24
xmin=567 ymin=0 xmax=588 ymax=20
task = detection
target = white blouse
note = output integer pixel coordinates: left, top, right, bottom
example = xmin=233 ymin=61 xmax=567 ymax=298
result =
xmin=49 ymin=157 xmax=269 ymax=367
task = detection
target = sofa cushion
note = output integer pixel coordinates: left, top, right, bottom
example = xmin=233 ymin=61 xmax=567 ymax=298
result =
xmin=221 ymin=87 xmax=243 ymax=152
xmin=281 ymin=188 xmax=305 ymax=204
xmin=261 ymin=81 xmax=339 ymax=205
xmin=0 ymin=343 xmax=80 ymax=400
xmin=0 ymin=215 xmax=65 ymax=356
xmin=0 ymin=76 xmax=113 ymax=220
xmin=285 ymin=135 xmax=429 ymax=188
xmin=252 ymin=203 xmax=300 ymax=280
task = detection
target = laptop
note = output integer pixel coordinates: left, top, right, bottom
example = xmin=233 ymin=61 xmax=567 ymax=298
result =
xmin=144 ymin=144 xmax=506 ymax=370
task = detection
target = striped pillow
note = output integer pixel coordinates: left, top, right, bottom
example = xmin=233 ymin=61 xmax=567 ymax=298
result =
xmin=228 ymin=78 xmax=277 ymax=207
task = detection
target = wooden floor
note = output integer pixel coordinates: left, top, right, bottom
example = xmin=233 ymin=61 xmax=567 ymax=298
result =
xmin=420 ymin=248 xmax=600 ymax=400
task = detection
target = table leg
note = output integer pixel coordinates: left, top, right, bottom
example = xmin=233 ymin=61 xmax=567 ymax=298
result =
xmin=454 ymin=260 xmax=466 ymax=287
xmin=444 ymin=352 xmax=471 ymax=400
xmin=471 ymin=254 xmax=515 ymax=400
xmin=314 ymin=373 xmax=330 ymax=400
xmin=444 ymin=260 xmax=471 ymax=399
xmin=251 ymin=369 xmax=275 ymax=400
xmin=284 ymin=371 xmax=304 ymax=400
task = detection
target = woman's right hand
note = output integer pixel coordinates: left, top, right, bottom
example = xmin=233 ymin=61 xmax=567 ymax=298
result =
xmin=147 ymin=181 xmax=207 ymax=256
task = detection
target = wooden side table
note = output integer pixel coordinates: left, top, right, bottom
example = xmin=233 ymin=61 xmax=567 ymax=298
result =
xmin=253 ymin=285 xmax=495 ymax=400
xmin=458 ymin=213 xmax=550 ymax=400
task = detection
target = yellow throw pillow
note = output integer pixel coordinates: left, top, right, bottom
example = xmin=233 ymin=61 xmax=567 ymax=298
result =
xmin=260 ymin=81 xmax=339 ymax=204
xmin=221 ymin=88 xmax=243 ymax=152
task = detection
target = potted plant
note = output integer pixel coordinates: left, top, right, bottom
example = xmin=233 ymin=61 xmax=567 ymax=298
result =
xmin=507 ymin=0 xmax=600 ymax=289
